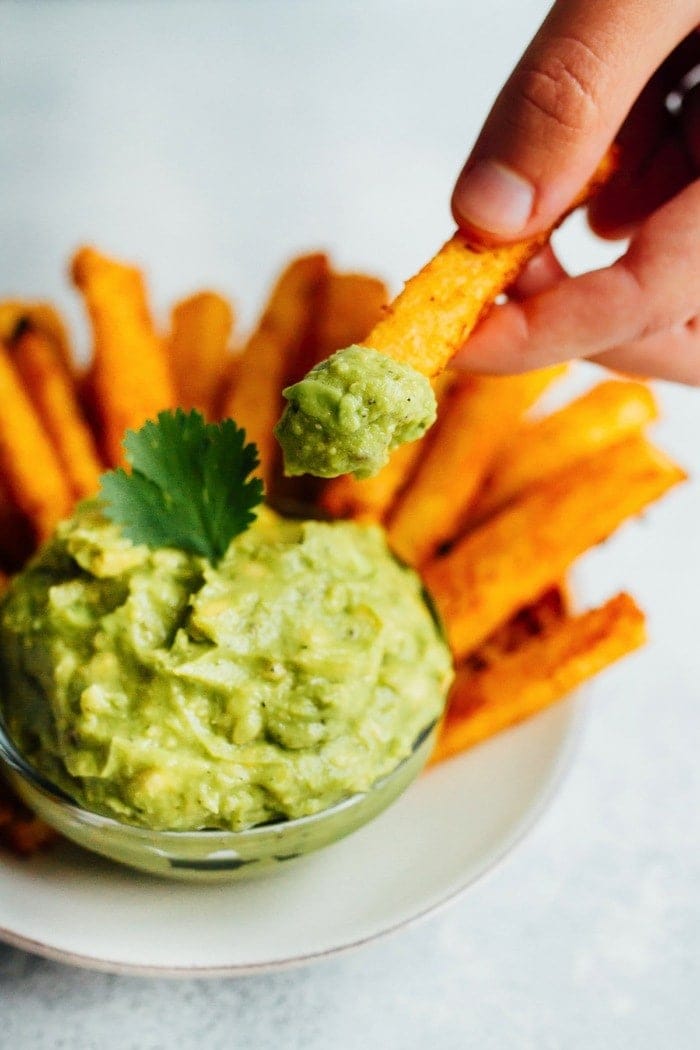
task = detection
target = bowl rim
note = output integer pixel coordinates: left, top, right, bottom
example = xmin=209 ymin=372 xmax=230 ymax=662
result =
xmin=0 ymin=714 xmax=438 ymax=842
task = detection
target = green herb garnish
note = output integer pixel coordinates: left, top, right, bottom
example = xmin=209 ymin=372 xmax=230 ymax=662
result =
xmin=99 ymin=409 xmax=264 ymax=562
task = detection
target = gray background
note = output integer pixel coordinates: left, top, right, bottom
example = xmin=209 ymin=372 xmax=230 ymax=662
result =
xmin=1 ymin=2 xmax=698 ymax=1047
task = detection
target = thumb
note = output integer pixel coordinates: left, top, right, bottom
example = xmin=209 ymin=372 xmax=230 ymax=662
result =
xmin=451 ymin=0 xmax=699 ymax=244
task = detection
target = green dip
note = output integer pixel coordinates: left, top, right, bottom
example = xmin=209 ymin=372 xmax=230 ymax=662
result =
xmin=274 ymin=345 xmax=437 ymax=479
xmin=0 ymin=503 xmax=452 ymax=832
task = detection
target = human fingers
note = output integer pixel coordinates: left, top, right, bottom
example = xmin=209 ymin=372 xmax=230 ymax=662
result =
xmin=451 ymin=177 xmax=700 ymax=384
xmin=451 ymin=0 xmax=699 ymax=244
xmin=588 ymin=36 xmax=700 ymax=237
xmin=593 ymin=319 xmax=700 ymax=385
xmin=508 ymin=244 xmax=568 ymax=299
xmin=588 ymin=133 xmax=695 ymax=239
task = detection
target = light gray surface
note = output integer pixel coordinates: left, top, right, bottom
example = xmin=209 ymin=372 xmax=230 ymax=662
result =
xmin=0 ymin=1 xmax=698 ymax=1047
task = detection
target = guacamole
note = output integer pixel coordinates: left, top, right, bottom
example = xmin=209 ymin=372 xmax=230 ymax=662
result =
xmin=275 ymin=345 xmax=437 ymax=479
xmin=0 ymin=504 xmax=452 ymax=831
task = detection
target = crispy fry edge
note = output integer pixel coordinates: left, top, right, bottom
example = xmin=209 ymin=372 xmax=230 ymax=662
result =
xmin=430 ymin=593 xmax=645 ymax=764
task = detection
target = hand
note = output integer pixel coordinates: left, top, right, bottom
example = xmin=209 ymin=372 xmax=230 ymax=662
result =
xmin=450 ymin=0 xmax=700 ymax=385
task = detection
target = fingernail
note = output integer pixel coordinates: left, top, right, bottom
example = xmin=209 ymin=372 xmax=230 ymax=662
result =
xmin=453 ymin=160 xmax=535 ymax=237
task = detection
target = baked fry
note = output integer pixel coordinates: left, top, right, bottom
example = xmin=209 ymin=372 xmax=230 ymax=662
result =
xmin=319 ymin=373 xmax=454 ymax=522
xmin=431 ymin=593 xmax=645 ymax=763
xmin=168 ymin=291 xmax=234 ymax=416
xmin=221 ymin=254 xmax=329 ymax=486
xmin=71 ymin=246 xmax=176 ymax=466
xmin=0 ymin=346 xmax=73 ymax=540
xmin=293 ymin=272 xmax=388 ymax=380
xmin=387 ymin=366 xmax=564 ymax=564
xmin=320 ymin=439 xmax=427 ymax=522
xmin=469 ymin=380 xmax=659 ymax=525
xmin=465 ymin=584 xmax=566 ymax=673
xmin=11 ymin=328 xmax=103 ymax=499
xmin=0 ymin=300 xmax=74 ymax=375
xmin=363 ymin=155 xmax=616 ymax=377
xmin=0 ymin=779 xmax=58 ymax=856
xmin=423 ymin=437 xmax=684 ymax=660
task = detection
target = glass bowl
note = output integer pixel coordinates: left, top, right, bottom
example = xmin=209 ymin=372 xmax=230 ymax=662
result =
xmin=0 ymin=717 xmax=438 ymax=882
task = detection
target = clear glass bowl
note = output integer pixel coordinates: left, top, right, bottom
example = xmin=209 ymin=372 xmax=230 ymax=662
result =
xmin=0 ymin=717 xmax=438 ymax=882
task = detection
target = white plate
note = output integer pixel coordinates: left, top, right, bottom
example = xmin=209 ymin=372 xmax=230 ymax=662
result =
xmin=0 ymin=698 xmax=581 ymax=976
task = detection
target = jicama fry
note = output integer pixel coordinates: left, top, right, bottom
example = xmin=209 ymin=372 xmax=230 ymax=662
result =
xmin=363 ymin=153 xmax=616 ymax=377
xmin=213 ymin=354 xmax=243 ymax=423
xmin=319 ymin=373 xmax=454 ymax=522
xmin=423 ymin=437 xmax=684 ymax=661
xmin=168 ymin=291 xmax=234 ymax=416
xmin=365 ymin=235 xmax=537 ymax=373
xmin=387 ymin=365 xmax=564 ymax=565
xmin=71 ymin=246 xmax=176 ymax=466
xmin=431 ymin=593 xmax=645 ymax=763
xmin=465 ymin=584 xmax=566 ymax=673
xmin=11 ymin=328 xmax=103 ymax=499
xmin=0 ymin=779 xmax=58 ymax=856
xmin=0 ymin=346 xmax=73 ymax=540
xmin=319 ymin=439 xmax=428 ymax=522
xmin=469 ymin=380 xmax=659 ymax=525
xmin=0 ymin=300 xmax=74 ymax=375
xmin=1 ymin=816 xmax=58 ymax=856
xmin=294 ymin=272 xmax=388 ymax=380
xmin=221 ymin=254 xmax=329 ymax=486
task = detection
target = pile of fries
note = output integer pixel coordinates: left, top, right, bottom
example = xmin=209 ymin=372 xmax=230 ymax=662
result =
xmin=0 ymin=244 xmax=685 ymax=856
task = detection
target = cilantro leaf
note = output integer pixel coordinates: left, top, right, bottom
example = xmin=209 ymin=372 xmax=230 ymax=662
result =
xmin=99 ymin=410 xmax=264 ymax=562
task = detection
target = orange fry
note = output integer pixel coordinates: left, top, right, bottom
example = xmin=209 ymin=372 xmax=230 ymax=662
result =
xmin=320 ymin=439 xmax=427 ymax=522
xmin=465 ymin=584 xmax=567 ymax=673
xmin=294 ymin=272 xmax=388 ymax=380
xmin=365 ymin=235 xmax=539 ymax=373
xmin=0 ymin=300 xmax=74 ymax=375
xmin=168 ymin=291 xmax=234 ymax=416
xmin=72 ymin=246 xmax=176 ymax=466
xmin=470 ymin=380 xmax=659 ymax=524
xmin=2 ymin=816 xmax=58 ymax=856
xmin=423 ymin=437 xmax=684 ymax=661
xmin=431 ymin=593 xmax=645 ymax=763
xmin=11 ymin=328 xmax=103 ymax=499
xmin=221 ymin=254 xmax=329 ymax=486
xmin=363 ymin=155 xmax=615 ymax=377
xmin=387 ymin=366 xmax=564 ymax=565
xmin=0 ymin=778 xmax=58 ymax=856
xmin=0 ymin=346 xmax=73 ymax=540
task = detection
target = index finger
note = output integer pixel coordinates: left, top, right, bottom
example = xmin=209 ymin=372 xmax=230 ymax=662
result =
xmin=452 ymin=177 xmax=700 ymax=378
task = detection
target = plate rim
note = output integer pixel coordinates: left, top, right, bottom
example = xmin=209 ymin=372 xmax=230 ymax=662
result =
xmin=0 ymin=697 xmax=586 ymax=978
